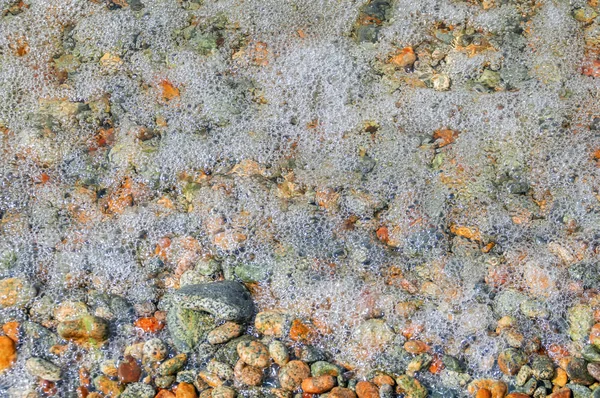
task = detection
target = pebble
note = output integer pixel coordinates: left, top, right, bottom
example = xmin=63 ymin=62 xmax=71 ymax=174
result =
xmin=311 ymin=361 xmax=340 ymax=377
xmin=199 ymin=389 xmax=213 ymax=398
xmin=505 ymin=394 xmax=530 ymax=398
xmin=174 ymin=281 xmax=255 ymax=323
xmin=208 ymin=322 xmax=244 ymax=345
xmin=269 ymin=340 xmax=289 ymax=366
xmin=300 ymin=345 xmax=326 ymax=363
xmin=0 ymin=335 xmax=17 ymax=372
xmin=476 ymin=389 xmax=492 ymax=398
xmin=442 ymin=355 xmax=465 ymax=373
xmin=121 ymin=382 xmax=155 ymax=398
xmin=565 ymin=383 xmax=591 ymax=398
xmin=176 ymin=382 xmax=198 ymax=398
xmin=118 ymin=355 xmax=141 ymax=383
xmin=279 ymin=360 xmax=311 ymax=391
xmin=207 ymin=360 xmax=234 ymax=381
xmin=143 ymin=338 xmax=168 ymax=362
xmin=100 ymin=359 xmax=118 ymax=377
xmin=237 ymin=340 xmax=269 ymax=368
xmin=379 ymin=384 xmax=394 ymax=398
xmin=177 ymin=370 xmax=198 ymax=384
xmin=582 ymin=345 xmax=600 ymax=362
xmin=389 ymin=47 xmax=416 ymax=68
xmin=0 ymin=277 xmax=37 ymax=308
xmin=568 ymin=304 xmax=594 ymax=343
xmin=301 ymin=375 xmax=336 ymax=394
xmin=212 ymin=386 xmax=236 ymax=398
xmin=234 ymin=359 xmax=263 ymax=386
xmin=395 ymin=375 xmax=427 ymax=398
xmin=199 ymin=370 xmax=224 ymax=388
xmin=156 ymin=375 xmax=176 ymax=388
xmin=516 ymin=365 xmax=532 ymax=386
xmin=329 ymin=387 xmax=358 ymax=398
xmin=25 ymin=357 xmax=62 ymax=381
xmin=531 ymin=355 xmax=555 ymax=380
xmin=255 ymin=311 xmax=289 ymax=337
xmin=552 ymin=368 xmax=568 ymax=387
xmin=547 ymin=388 xmax=571 ymax=398
xmin=498 ymin=348 xmax=527 ymax=375
xmin=566 ymin=358 xmax=595 ymax=385
xmin=404 ymin=340 xmax=428 ymax=354
xmin=587 ymin=362 xmax=600 ymax=381
xmin=353 ymin=319 xmax=395 ymax=353
xmin=372 ymin=374 xmax=395 ymax=387
xmin=158 ymin=353 xmax=188 ymax=376
xmin=56 ymin=315 xmax=109 ymax=347
xmin=54 ymin=301 xmax=89 ymax=322
xmin=94 ymin=375 xmax=123 ymax=396
xmin=356 ymin=381 xmax=379 ymax=398
xmin=125 ymin=342 xmax=145 ymax=360
xmin=289 ymin=319 xmax=317 ymax=343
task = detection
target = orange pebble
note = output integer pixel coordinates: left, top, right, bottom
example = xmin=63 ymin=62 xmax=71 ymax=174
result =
xmin=134 ymin=317 xmax=165 ymax=333
xmin=476 ymin=389 xmax=492 ymax=398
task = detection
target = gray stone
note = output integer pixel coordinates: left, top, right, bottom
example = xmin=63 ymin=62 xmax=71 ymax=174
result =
xmin=25 ymin=357 xmax=61 ymax=381
xmin=174 ymin=281 xmax=255 ymax=323
xmin=121 ymin=382 xmax=155 ymax=398
xmin=234 ymin=264 xmax=270 ymax=283
xmin=442 ymin=355 xmax=466 ymax=373
xmin=583 ymin=345 xmax=600 ymax=363
xmin=531 ymin=355 xmax=554 ymax=380
xmin=566 ymin=383 xmax=592 ymax=398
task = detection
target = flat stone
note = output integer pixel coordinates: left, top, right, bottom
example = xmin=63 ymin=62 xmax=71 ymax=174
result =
xmin=174 ymin=281 xmax=255 ymax=323
xmin=25 ymin=357 xmax=61 ymax=381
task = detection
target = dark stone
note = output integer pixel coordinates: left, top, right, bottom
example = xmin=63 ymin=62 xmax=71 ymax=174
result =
xmin=566 ymin=358 xmax=595 ymax=386
xmin=531 ymin=354 xmax=554 ymax=380
xmin=174 ymin=281 xmax=255 ymax=323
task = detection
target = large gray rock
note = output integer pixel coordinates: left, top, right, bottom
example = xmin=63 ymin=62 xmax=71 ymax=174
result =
xmin=174 ymin=281 xmax=255 ymax=323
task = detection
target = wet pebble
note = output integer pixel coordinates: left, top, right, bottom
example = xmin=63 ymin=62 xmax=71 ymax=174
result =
xmin=279 ymin=360 xmax=311 ymax=391
xmin=237 ymin=340 xmax=269 ymax=368
xmin=329 ymin=387 xmax=358 ymax=398
xmin=311 ymin=361 xmax=340 ymax=377
xmin=301 ymin=375 xmax=336 ymax=394
xmin=57 ymin=315 xmax=109 ymax=347
xmin=356 ymin=381 xmax=379 ymax=398
xmin=118 ymin=355 xmax=141 ymax=383
xmin=208 ymin=322 xmax=244 ymax=345
xmin=143 ymin=338 xmax=168 ymax=362
xmin=531 ymin=355 xmax=554 ymax=380
xmin=269 ymin=340 xmax=289 ymax=366
xmin=121 ymin=382 xmax=155 ymax=398
xmin=212 ymin=386 xmax=236 ymax=398
xmin=159 ymin=353 xmax=187 ymax=376
xmin=0 ymin=335 xmax=17 ymax=372
xmin=176 ymin=382 xmax=198 ymax=398
xmin=498 ymin=348 xmax=527 ymax=375
xmin=566 ymin=358 xmax=595 ymax=385
xmin=25 ymin=357 xmax=61 ymax=381
xmin=234 ymin=359 xmax=263 ymax=386
xmin=255 ymin=311 xmax=289 ymax=337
